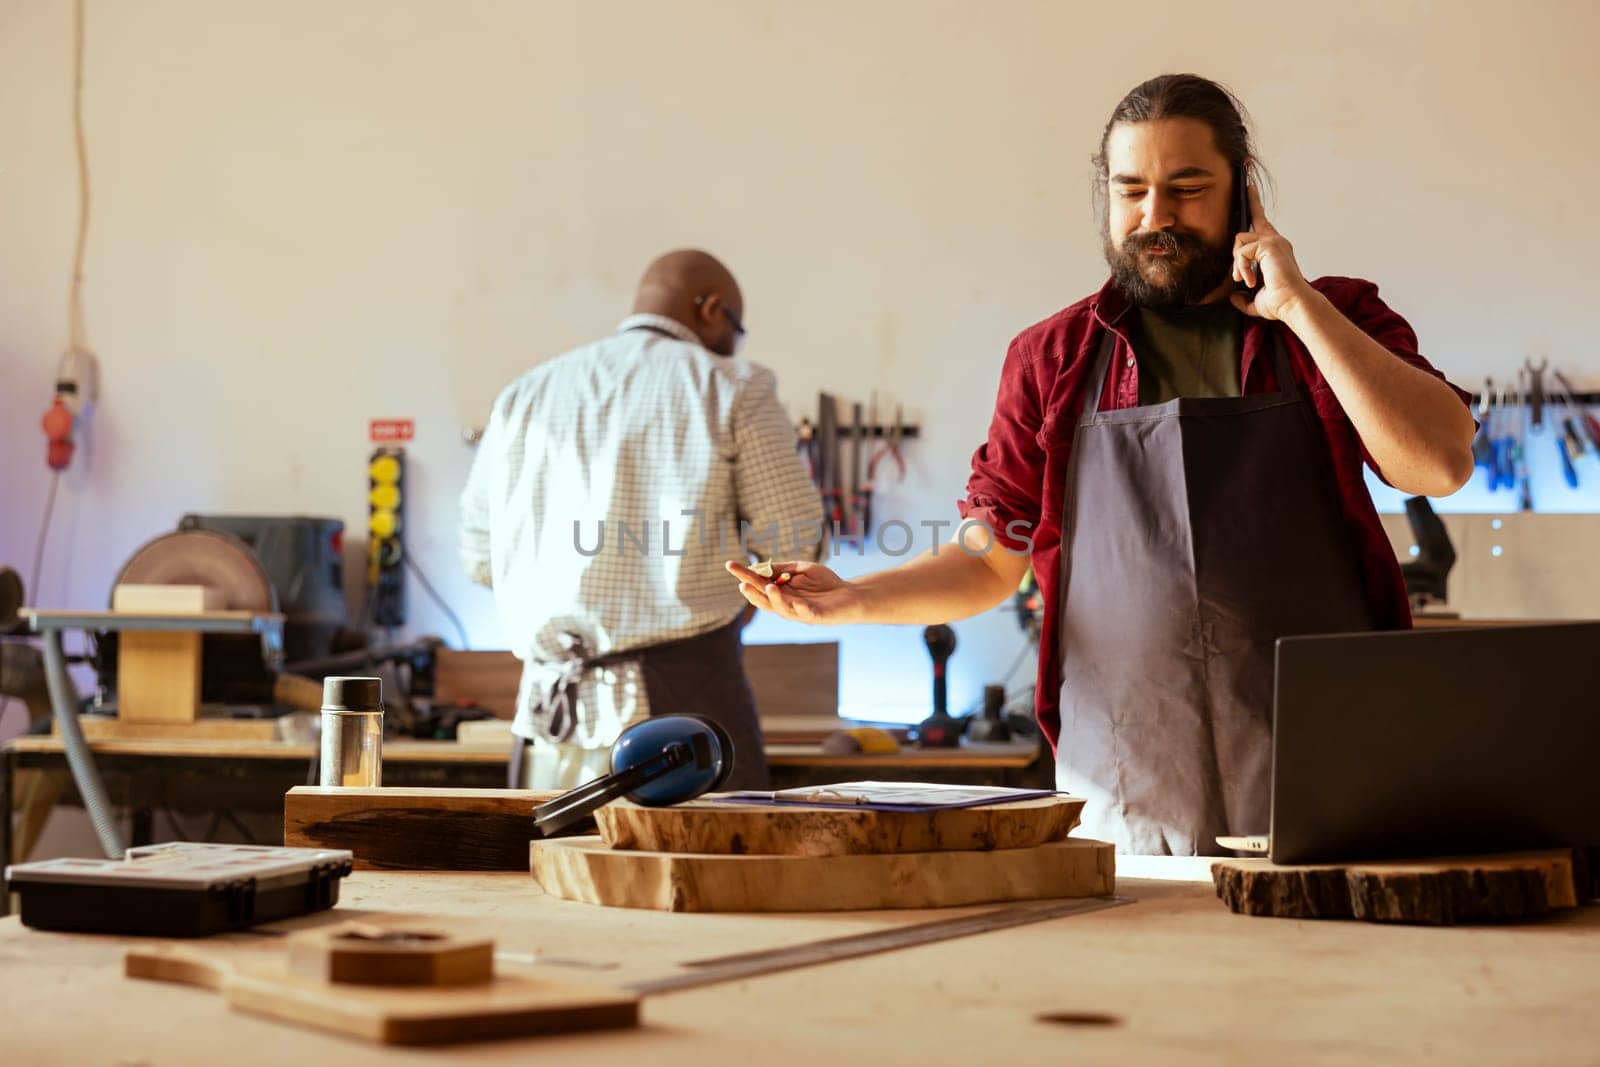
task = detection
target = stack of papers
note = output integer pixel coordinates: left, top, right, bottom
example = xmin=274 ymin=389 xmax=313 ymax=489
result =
xmin=721 ymin=781 xmax=1056 ymax=812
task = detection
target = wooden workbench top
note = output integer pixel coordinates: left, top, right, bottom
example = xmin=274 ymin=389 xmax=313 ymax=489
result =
xmin=6 ymin=734 xmax=1040 ymax=767
xmin=4 ymin=859 xmax=1596 ymax=1064
xmin=6 ymin=735 xmax=510 ymax=763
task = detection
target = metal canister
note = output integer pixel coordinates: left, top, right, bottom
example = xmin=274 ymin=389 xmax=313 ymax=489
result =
xmin=319 ymin=676 xmax=383 ymax=787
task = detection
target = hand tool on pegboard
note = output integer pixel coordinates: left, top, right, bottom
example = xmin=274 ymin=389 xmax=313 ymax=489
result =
xmin=1524 ymin=357 xmax=1549 ymax=428
xmin=859 ymin=392 xmax=879 ymax=538
xmin=863 ymin=400 xmax=908 ymax=541
xmin=870 ymin=403 xmax=907 ymax=482
xmin=1491 ymin=381 xmax=1515 ymax=492
xmin=847 ymin=401 xmax=865 ymax=544
xmin=1549 ymin=372 xmax=1589 ymax=488
xmin=817 ymin=393 xmax=844 ymax=541
xmin=795 ymin=415 xmax=819 ymax=484
xmin=1513 ymin=369 xmax=1533 ymax=510
xmin=1556 ymin=371 xmax=1600 ymax=453
xmin=1471 ymin=378 xmax=1494 ymax=478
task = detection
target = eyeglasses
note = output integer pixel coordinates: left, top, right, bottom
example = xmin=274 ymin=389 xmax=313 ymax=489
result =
xmin=695 ymin=295 xmax=745 ymax=337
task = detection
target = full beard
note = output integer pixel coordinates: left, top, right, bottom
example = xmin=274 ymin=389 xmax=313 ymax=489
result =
xmin=1104 ymin=228 xmax=1235 ymax=311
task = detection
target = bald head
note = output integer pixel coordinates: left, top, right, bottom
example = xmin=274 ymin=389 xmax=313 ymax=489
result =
xmin=632 ymin=249 xmax=744 ymax=356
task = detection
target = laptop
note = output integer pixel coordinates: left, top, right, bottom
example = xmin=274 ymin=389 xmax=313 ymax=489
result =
xmin=1219 ymin=622 xmax=1600 ymax=865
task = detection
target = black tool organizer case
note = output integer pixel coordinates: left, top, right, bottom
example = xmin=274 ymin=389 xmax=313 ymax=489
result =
xmin=4 ymin=842 xmax=355 ymax=936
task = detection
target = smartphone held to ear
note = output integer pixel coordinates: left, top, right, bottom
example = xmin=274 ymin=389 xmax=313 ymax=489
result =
xmin=1235 ymin=163 xmax=1261 ymax=294
xmin=1234 ymin=163 xmax=1253 ymax=234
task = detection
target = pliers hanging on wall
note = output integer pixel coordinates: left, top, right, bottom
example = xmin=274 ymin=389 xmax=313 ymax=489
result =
xmin=795 ymin=416 xmax=819 ymax=485
xmin=861 ymin=401 xmax=906 ymax=541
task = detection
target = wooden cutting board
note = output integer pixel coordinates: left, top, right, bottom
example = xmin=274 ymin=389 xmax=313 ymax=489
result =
xmin=595 ymin=794 xmax=1083 ymax=857
xmin=531 ymin=835 xmax=1115 ymax=912
xmin=125 ymin=943 xmax=637 ymax=1045
xmin=1212 ymin=850 xmax=1596 ymax=924
xmin=283 ymin=787 xmax=573 ymax=870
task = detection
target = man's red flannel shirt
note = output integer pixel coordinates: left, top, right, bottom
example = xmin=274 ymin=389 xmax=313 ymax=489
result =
xmin=958 ymin=276 xmax=1472 ymax=751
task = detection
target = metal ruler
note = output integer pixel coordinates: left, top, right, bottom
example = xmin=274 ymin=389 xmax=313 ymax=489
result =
xmin=627 ymin=894 xmax=1134 ymax=995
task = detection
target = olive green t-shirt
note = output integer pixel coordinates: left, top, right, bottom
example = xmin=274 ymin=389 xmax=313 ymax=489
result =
xmin=1130 ymin=301 xmax=1244 ymax=406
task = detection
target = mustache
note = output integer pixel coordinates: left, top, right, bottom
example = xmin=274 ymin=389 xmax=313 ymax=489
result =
xmin=1122 ymin=230 xmax=1206 ymax=256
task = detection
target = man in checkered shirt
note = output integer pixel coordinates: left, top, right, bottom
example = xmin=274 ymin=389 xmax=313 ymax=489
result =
xmin=460 ymin=249 xmax=823 ymax=790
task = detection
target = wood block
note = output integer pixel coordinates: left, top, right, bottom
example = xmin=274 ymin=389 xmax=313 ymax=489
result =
xmin=455 ymin=718 xmax=515 ymax=746
xmin=430 ymin=641 xmax=840 ymax=721
xmin=286 ymin=922 xmax=494 ymax=987
xmin=433 ymin=649 xmax=524 ymax=718
xmin=284 ymin=786 xmax=583 ymax=871
xmin=112 ymin=583 xmax=223 ymax=614
xmin=272 ymin=672 xmax=325 ymax=712
xmin=745 ymin=641 xmax=838 ymax=719
xmin=530 ymin=836 xmax=1115 ymax=912
xmin=126 ymin=945 xmax=637 ymax=1046
xmin=596 ymin=794 xmax=1083 ymax=857
xmin=1212 ymin=850 xmax=1590 ymax=924
xmin=757 ymin=715 xmax=910 ymax=745
xmin=71 ymin=717 xmax=279 ymax=741
xmin=118 ymin=629 xmax=202 ymax=723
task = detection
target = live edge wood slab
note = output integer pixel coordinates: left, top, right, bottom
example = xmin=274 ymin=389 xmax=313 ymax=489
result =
xmin=531 ymin=835 xmax=1115 ymax=912
xmin=283 ymin=787 xmax=586 ymax=871
xmin=1212 ymin=849 xmax=1600 ymax=925
xmin=594 ymin=794 xmax=1084 ymax=856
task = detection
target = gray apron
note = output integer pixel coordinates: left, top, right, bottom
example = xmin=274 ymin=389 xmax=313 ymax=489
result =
xmin=1056 ymin=327 xmax=1373 ymax=855
xmin=508 ymin=618 xmax=769 ymax=790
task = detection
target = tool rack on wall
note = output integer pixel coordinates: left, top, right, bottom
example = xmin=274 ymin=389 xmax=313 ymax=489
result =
xmin=798 ymin=392 xmax=921 ymax=548
xmin=1466 ymin=363 xmax=1600 ymax=506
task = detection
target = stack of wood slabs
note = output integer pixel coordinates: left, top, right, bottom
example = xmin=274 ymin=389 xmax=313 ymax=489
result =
xmin=1212 ymin=849 xmax=1599 ymax=925
xmin=530 ymin=793 xmax=1115 ymax=913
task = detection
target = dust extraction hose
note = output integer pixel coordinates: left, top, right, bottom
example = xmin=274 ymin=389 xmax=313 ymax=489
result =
xmin=42 ymin=629 xmax=124 ymax=857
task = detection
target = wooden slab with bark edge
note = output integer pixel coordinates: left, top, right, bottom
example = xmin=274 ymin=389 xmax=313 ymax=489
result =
xmin=283 ymin=786 xmax=580 ymax=871
xmin=595 ymin=793 xmax=1084 ymax=856
xmin=1212 ymin=849 xmax=1599 ymax=924
xmin=531 ymin=835 xmax=1115 ymax=912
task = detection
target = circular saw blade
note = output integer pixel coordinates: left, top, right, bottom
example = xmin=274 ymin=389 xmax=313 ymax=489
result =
xmin=113 ymin=530 xmax=277 ymax=612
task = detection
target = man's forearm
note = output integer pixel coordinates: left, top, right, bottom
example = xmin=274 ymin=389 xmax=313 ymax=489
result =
xmin=847 ymin=537 xmax=1026 ymax=625
xmin=1281 ymin=290 xmax=1475 ymax=496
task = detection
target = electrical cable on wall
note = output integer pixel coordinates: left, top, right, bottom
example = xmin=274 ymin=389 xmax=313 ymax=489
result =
xmin=67 ymin=0 xmax=93 ymax=365
xmin=403 ymin=551 xmax=471 ymax=649
xmin=998 ymin=639 xmax=1034 ymax=691
xmin=30 ymin=472 xmax=63 ymax=602
xmin=36 ymin=0 xmax=101 ymax=602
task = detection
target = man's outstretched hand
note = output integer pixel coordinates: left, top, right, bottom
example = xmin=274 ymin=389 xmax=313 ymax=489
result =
xmin=725 ymin=559 xmax=861 ymax=625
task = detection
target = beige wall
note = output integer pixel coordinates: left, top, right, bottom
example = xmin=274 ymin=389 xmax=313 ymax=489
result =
xmin=4 ymin=0 xmax=1599 ymax=731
